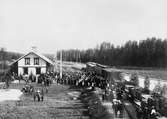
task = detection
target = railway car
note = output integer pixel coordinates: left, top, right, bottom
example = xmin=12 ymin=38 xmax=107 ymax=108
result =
xmin=86 ymin=62 xmax=124 ymax=88
xmin=86 ymin=62 xmax=97 ymax=71
xmin=102 ymin=68 xmax=123 ymax=84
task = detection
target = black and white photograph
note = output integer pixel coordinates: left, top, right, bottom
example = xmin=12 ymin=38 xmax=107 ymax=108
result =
xmin=0 ymin=0 xmax=167 ymax=119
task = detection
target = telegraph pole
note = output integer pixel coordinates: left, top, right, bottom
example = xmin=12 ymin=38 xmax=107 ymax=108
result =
xmin=60 ymin=50 xmax=62 ymax=79
xmin=54 ymin=52 xmax=57 ymax=72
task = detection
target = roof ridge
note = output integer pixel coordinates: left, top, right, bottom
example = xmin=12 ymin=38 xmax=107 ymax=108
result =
xmin=10 ymin=51 xmax=53 ymax=65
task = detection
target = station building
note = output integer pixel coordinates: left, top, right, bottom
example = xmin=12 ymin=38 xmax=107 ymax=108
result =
xmin=10 ymin=51 xmax=54 ymax=76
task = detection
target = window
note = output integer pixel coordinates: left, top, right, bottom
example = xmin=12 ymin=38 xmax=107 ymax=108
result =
xmin=36 ymin=67 xmax=41 ymax=74
xmin=25 ymin=58 xmax=30 ymax=65
xmin=23 ymin=67 xmax=28 ymax=75
xmin=34 ymin=58 xmax=39 ymax=65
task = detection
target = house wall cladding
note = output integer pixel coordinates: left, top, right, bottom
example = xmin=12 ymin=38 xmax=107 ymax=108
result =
xmin=18 ymin=53 xmax=47 ymax=76
xmin=18 ymin=53 xmax=46 ymax=67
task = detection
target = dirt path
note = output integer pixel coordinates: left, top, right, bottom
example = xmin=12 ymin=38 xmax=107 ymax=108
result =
xmin=0 ymin=84 xmax=89 ymax=119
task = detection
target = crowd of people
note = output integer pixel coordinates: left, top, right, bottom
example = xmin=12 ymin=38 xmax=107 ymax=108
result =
xmin=72 ymin=69 xmax=164 ymax=119
xmin=2 ymin=68 xmax=167 ymax=119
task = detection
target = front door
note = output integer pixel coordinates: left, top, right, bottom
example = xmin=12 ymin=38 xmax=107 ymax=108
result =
xmin=23 ymin=67 xmax=28 ymax=75
xmin=36 ymin=67 xmax=41 ymax=75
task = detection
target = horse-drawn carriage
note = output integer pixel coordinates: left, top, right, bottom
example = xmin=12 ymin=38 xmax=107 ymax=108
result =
xmin=21 ymin=84 xmax=34 ymax=95
xmin=21 ymin=84 xmax=45 ymax=101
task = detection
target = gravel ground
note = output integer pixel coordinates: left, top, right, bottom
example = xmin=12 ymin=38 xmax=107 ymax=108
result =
xmin=0 ymin=83 xmax=89 ymax=119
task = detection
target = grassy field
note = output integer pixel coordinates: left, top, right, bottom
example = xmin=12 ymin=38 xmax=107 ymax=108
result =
xmin=106 ymin=67 xmax=167 ymax=81
xmin=0 ymin=83 xmax=89 ymax=119
xmin=120 ymin=69 xmax=167 ymax=80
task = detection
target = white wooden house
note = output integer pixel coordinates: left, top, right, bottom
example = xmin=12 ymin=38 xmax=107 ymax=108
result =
xmin=11 ymin=51 xmax=54 ymax=76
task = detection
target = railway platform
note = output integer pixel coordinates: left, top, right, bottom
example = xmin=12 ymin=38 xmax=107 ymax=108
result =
xmin=102 ymin=101 xmax=130 ymax=119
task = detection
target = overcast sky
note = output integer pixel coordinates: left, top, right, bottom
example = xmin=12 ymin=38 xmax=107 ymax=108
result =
xmin=0 ymin=0 xmax=167 ymax=53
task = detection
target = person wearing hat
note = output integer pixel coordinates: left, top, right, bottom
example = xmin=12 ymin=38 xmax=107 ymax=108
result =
xmin=150 ymin=106 xmax=158 ymax=119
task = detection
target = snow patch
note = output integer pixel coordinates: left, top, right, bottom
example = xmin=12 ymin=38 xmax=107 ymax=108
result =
xmin=0 ymin=89 xmax=22 ymax=102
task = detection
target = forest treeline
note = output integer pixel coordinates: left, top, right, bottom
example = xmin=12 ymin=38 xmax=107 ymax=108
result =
xmin=0 ymin=48 xmax=23 ymax=70
xmin=57 ymin=37 xmax=167 ymax=68
xmin=1 ymin=37 xmax=167 ymax=68
xmin=0 ymin=48 xmax=22 ymax=62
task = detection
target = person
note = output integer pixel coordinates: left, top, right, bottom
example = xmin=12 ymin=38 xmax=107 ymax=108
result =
xmin=5 ymin=72 xmax=10 ymax=88
xmin=141 ymin=99 xmax=147 ymax=119
xmin=150 ymin=106 xmax=158 ymax=119
xmin=41 ymin=87 xmax=44 ymax=101
xmin=113 ymin=99 xmax=119 ymax=117
xmin=136 ymin=107 xmax=143 ymax=119
xmin=29 ymin=85 xmax=34 ymax=95
xmin=113 ymin=99 xmax=123 ymax=118
xmin=102 ymin=90 xmax=106 ymax=101
xmin=24 ymin=84 xmax=29 ymax=93
xmin=143 ymin=106 xmax=149 ymax=119
xmin=18 ymin=74 xmax=21 ymax=83
xmin=117 ymin=100 xmax=123 ymax=118
xmin=33 ymin=90 xmax=37 ymax=101
xmin=34 ymin=89 xmax=41 ymax=102
xmin=37 ymin=89 xmax=41 ymax=102
xmin=144 ymin=75 xmax=150 ymax=94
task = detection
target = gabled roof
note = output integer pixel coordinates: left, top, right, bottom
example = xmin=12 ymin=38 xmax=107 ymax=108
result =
xmin=11 ymin=51 xmax=54 ymax=65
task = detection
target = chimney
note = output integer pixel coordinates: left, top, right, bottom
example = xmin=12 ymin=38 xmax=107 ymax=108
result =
xmin=31 ymin=46 xmax=37 ymax=52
